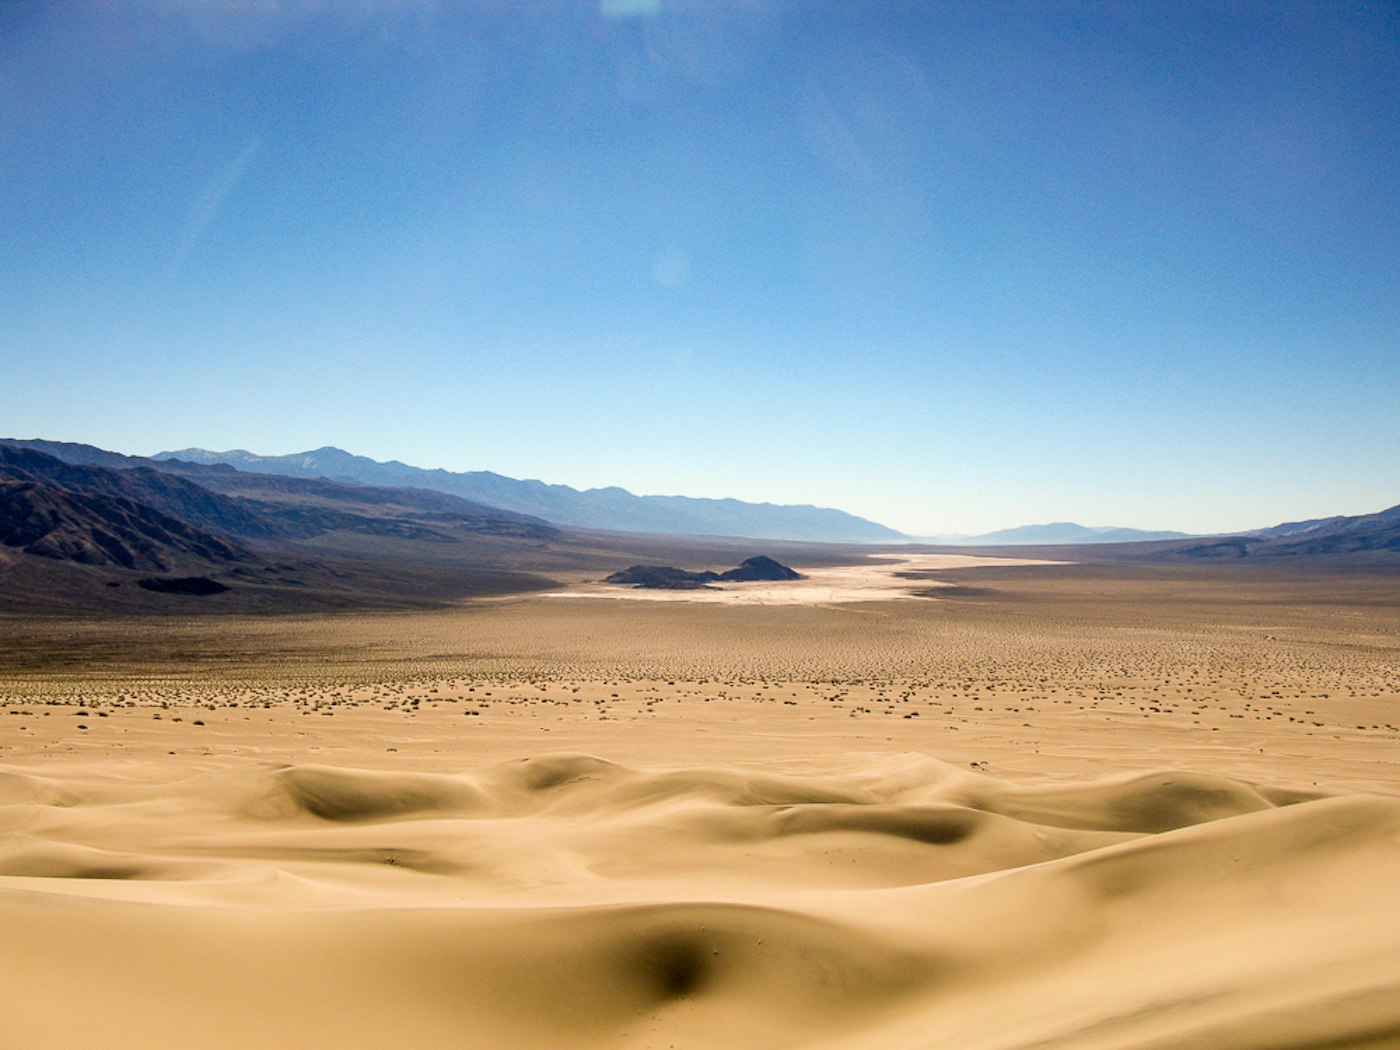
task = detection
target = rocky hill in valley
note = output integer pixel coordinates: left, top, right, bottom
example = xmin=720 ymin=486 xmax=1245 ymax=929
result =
xmin=605 ymin=555 xmax=804 ymax=590
xmin=715 ymin=555 xmax=804 ymax=581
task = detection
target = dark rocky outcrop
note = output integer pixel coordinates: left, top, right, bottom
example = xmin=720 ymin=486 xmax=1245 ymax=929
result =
xmin=605 ymin=556 xmax=803 ymax=589
xmin=716 ymin=555 xmax=803 ymax=582
xmin=603 ymin=565 xmax=721 ymax=589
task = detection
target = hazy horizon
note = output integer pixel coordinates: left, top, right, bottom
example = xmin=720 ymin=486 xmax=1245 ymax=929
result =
xmin=4 ymin=1 xmax=1398 ymax=535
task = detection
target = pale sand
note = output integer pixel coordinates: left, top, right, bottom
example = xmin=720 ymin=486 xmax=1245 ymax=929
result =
xmin=3 ymin=565 xmax=1399 ymax=1048
xmin=547 ymin=552 xmax=1062 ymax=604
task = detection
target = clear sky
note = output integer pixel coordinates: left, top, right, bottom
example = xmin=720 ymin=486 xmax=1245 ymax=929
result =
xmin=3 ymin=1 xmax=1398 ymax=536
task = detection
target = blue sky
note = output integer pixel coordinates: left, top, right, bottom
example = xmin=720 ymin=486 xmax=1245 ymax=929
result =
xmin=3 ymin=1 xmax=1397 ymax=535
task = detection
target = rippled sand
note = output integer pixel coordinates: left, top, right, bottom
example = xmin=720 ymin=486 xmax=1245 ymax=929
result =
xmin=3 ymin=755 xmax=1398 ymax=1049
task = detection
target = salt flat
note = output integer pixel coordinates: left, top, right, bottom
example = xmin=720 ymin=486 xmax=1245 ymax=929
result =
xmin=2 ymin=557 xmax=1398 ymax=1049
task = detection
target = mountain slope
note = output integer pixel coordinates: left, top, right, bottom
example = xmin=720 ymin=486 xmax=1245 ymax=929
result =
xmin=1 ymin=479 xmax=251 ymax=572
xmin=4 ymin=440 xmax=540 ymax=521
xmin=0 ymin=443 xmax=573 ymax=613
xmin=153 ymin=446 xmax=904 ymax=542
xmin=1248 ymin=503 xmax=1400 ymax=556
xmin=1162 ymin=503 xmax=1400 ymax=559
xmin=0 ymin=443 xmax=557 ymax=543
xmin=1253 ymin=503 xmax=1400 ymax=544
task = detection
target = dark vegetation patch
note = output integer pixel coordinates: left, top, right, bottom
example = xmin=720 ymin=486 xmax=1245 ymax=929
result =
xmin=136 ymin=576 xmax=231 ymax=596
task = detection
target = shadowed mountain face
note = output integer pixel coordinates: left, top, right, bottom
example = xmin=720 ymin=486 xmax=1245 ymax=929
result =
xmin=1 ymin=446 xmax=297 ymax=543
xmin=0 ymin=443 xmax=557 ymax=544
xmin=0 ymin=443 xmax=575 ymax=612
xmin=0 ymin=480 xmax=251 ymax=572
xmin=152 ymin=446 xmax=904 ymax=543
xmin=4 ymin=440 xmax=537 ymax=518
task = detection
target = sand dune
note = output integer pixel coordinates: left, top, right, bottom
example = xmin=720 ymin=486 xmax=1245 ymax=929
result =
xmin=3 ymin=754 xmax=1399 ymax=1049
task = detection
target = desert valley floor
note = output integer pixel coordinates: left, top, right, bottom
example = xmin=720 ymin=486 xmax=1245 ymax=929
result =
xmin=2 ymin=552 xmax=1399 ymax=1049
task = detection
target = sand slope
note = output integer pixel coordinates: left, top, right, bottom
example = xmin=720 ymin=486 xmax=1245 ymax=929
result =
xmin=3 ymin=755 xmax=1398 ymax=1049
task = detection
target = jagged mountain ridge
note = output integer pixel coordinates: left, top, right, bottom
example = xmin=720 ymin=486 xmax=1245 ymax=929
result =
xmin=153 ymin=446 xmax=905 ymax=543
xmin=0 ymin=442 xmax=571 ymax=611
xmin=0 ymin=442 xmax=556 ymax=543
xmin=0 ymin=479 xmax=252 ymax=572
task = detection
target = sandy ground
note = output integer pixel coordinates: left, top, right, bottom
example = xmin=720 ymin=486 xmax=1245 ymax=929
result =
xmin=3 ymin=558 xmax=1399 ymax=1048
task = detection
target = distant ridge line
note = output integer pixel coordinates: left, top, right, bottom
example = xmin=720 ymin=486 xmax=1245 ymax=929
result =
xmin=922 ymin=521 xmax=1197 ymax=546
xmin=153 ymin=446 xmax=905 ymax=543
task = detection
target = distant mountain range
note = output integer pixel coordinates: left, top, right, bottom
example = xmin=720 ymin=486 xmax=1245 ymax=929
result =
xmin=0 ymin=438 xmax=912 ymax=612
xmin=1255 ymin=508 xmax=1400 ymax=541
xmin=930 ymin=511 xmax=1400 ymax=556
xmin=152 ymin=446 xmax=903 ymax=543
xmin=927 ymin=522 xmax=1195 ymax=546
xmin=0 ymin=441 xmax=569 ymax=609
xmin=3 ymin=438 xmax=1396 ymax=605
xmin=0 ymin=442 xmax=554 ymax=546
xmin=1172 ymin=503 xmax=1400 ymax=558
